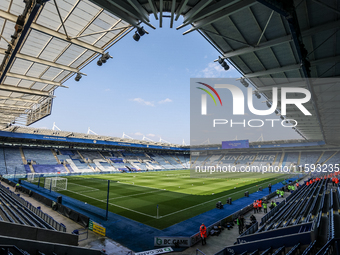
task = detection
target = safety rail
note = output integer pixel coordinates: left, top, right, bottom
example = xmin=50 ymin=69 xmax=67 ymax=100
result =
xmin=272 ymin=246 xmax=285 ymax=255
xmin=249 ymin=249 xmax=259 ymax=255
xmin=302 ymin=240 xmax=317 ymax=255
xmin=0 ymin=183 xmax=66 ymax=232
xmin=27 ymin=203 xmax=66 ymax=232
xmin=260 ymin=200 xmax=286 ymax=225
xmin=329 ymin=210 xmax=334 ymax=241
xmin=0 ymin=245 xmax=27 ymax=255
xmin=259 ymin=247 xmax=271 ymax=255
xmin=260 ymin=181 xmax=323 ymax=232
xmin=240 ymin=222 xmax=258 ymax=237
xmin=330 ymin=190 xmax=333 ymax=210
xmin=196 ymin=249 xmax=206 ymax=255
xmin=286 ymin=243 xmax=300 ymax=255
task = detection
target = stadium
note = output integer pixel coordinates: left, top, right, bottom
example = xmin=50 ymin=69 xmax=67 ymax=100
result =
xmin=0 ymin=0 xmax=339 ymax=254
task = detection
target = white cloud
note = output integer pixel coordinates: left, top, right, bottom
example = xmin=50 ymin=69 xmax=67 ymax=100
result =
xmin=158 ymin=98 xmax=172 ymax=104
xmin=105 ymin=88 xmax=111 ymax=92
xmin=147 ymin=133 xmax=157 ymax=137
xmin=199 ymin=62 xmax=235 ymax=78
xmin=130 ymin=98 xmax=154 ymax=107
xmin=133 ymin=132 xmax=143 ymax=136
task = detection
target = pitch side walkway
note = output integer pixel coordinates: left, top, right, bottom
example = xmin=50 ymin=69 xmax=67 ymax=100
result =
xmin=20 ymin=178 xmax=297 ymax=253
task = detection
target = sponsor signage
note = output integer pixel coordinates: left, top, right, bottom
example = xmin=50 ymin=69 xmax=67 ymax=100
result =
xmin=222 ymin=140 xmax=249 ymax=149
xmin=0 ymin=131 xmax=188 ymax=151
xmin=88 ymin=219 xmax=106 ymax=236
xmin=135 ymin=247 xmax=173 ymax=255
xmin=154 ymin=237 xmax=191 ymax=247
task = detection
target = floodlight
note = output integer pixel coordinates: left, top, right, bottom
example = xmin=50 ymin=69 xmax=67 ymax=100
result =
xmin=97 ymin=52 xmax=112 ymax=66
xmin=240 ymin=78 xmax=249 ymax=87
xmin=218 ymin=56 xmax=229 ymax=71
xmin=275 ymin=109 xmax=279 ymax=114
xmin=266 ymin=101 xmax=271 ymax=108
xmin=254 ymin=91 xmax=261 ymax=99
xmin=75 ymin=73 xmax=82 ymax=82
xmin=280 ymin=115 xmax=284 ymax=120
xmin=133 ymin=31 xmax=140 ymax=41
xmin=137 ymin=26 xmax=146 ymax=36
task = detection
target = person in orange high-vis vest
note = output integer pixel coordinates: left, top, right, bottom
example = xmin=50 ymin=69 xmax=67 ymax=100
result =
xmin=200 ymin=223 xmax=207 ymax=245
xmin=258 ymin=200 xmax=262 ymax=212
xmin=335 ymin=178 xmax=339 ymax=186
xmin=253 ymin=200 xmax=258 ymax=213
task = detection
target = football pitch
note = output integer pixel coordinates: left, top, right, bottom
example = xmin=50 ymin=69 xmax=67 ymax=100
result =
xmin=37 ymin=170 xmax=290 ymax=229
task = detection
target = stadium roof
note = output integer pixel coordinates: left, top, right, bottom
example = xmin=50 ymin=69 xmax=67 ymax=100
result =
xmin=0 ymin=0 xmax=339 ymax=145
xmin=0 ymin=0 xmax=132 ymax=126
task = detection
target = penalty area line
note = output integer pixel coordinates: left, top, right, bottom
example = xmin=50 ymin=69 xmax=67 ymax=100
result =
xmin=65 ymin=189 xmax=157 ymax=219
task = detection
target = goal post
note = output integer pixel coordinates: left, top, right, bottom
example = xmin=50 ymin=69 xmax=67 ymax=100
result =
xmin=44 ymin=177 xmax=67 ymax=191
xmin=27 ymin=173 xmax=40 ymax=183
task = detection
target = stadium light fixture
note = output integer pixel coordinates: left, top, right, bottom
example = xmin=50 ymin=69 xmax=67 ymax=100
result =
xmin=137 ymin=26 xmax=146 ymax=36
xmin=266 ymin=101 xmax=271 ymax=108
xmin=133 ymin=31 xmax=140 ymax=41
xmin=254 ymin=91 xmax=261 ymax=99
xmin=240 ymin=78 xmax=249 ymax=87
xmin=97 ymin=52 xmax=112 ymax=66
xmin=280 ymin=115 xmax=284 ymax=120
xmin=74 ymin=73 xmax=82 ymax=82
xmin=275 ymin=109 xmax=279 ymax=115
xmin=218 ymin=56 xmax=229 ymax=71
xmin=133 ymin=26 xmax=146 ymax=42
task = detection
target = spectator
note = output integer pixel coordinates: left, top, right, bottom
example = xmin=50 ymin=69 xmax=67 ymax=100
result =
xmin=280 ymin=190 xmax=284 ymax=198
xmin=200 ymin=223 xmax=207 ymax=245
xmin=250 ymin=215 xmax=256 ymax=224
xmin=253 ymin=200 xmax=258 ymax=214
xmin=268 ymin=183 xmax=272 ymax=193
xmin=269 ymin=201 xmax=276 ymax=210
xmin=276 ymin=189 xmax=280 ymax=198
xmin=237 ymin=216 xmax=243 ymax=234
xmin=263 ymin=201 xmax=267 ymax=213
xmin=257 ymin=199 xmax=262 ymax=213
xmin=15 ymin=183 xmax=21 ymax=192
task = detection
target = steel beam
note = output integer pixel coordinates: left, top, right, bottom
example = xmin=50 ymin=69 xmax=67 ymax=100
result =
xmin=147 ymin=0 xmax=158 ymax=20
xmin=170 ymin=0 xmax=176 ymax=28
xmin=0 ymin=84 xmax=52 ymax=97
xmin=184 ymin=0 xmax=240 ymax=25
xmin=5 ymin=73 xmax=66 ymax=88
xmin=245 ymin=64 xmax=300 ymax=78
xmin=0 ymin=103 xmax=29 ymax=109
xmin=0 ymin=50 xmax=79 ymax=73
xmin=223 ymin=19 xmax=340 ymax=58
xmin=181 ymin=0 xmax=256 ymax=34
xmin=0 ymin=95 xmax=38 ymax=103
xmin=182 ymin=0 xmax=214 ymax=24
xmin=175 ymin=0 xmax=189 ymax=21
xmin=0 ymin=10 xmax=104 ymax=54
xmin=126 ymin=0 xmax=150 ymax=22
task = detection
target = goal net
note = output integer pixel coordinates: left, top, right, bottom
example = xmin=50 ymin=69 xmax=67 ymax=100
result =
xmin=27 ymin=173 xmax=40 ymax=183
xmin=44 ymin=177 xmax=68 ymax=191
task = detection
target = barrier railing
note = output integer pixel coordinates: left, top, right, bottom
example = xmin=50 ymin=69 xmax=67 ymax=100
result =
xmin=0 ymin=183 xmax=66 ymax=232
xmin=240 ymin=222 xmax=258 ymax=237
xmin=260 ymin=200 xmax=286 ymax=225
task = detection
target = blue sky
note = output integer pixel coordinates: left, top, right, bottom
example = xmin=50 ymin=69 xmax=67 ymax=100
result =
xmin=31 ymin=16 xmax=300 ymax=144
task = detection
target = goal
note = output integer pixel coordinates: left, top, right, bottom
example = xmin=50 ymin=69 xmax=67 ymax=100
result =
xmin=27 ymin=173 xmax=40 ymax=183
xmin=44 ymin=177 xmax=68 ymax=191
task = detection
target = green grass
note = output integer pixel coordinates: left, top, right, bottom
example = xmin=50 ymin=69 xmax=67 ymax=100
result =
xmin=35 ymin=170 xmax=290 ymax=229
